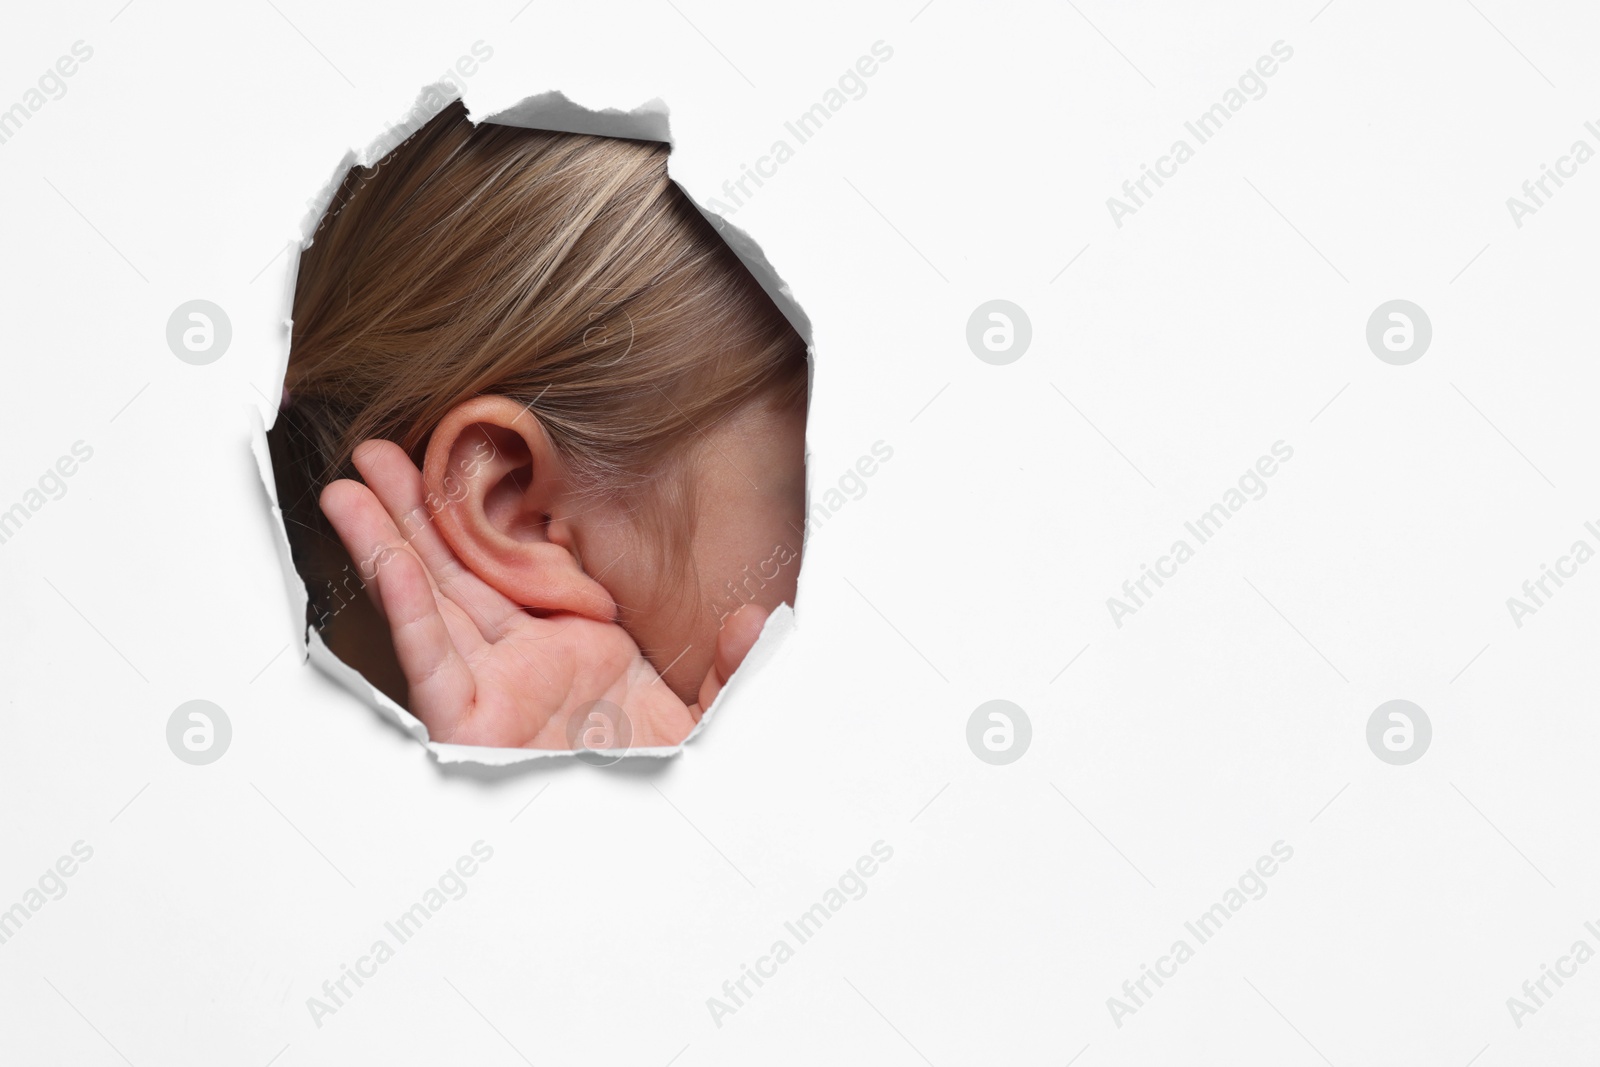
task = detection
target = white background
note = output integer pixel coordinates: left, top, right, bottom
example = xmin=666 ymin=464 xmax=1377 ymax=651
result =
xmin=2 ymin=0 xmax=1598 ymax=1063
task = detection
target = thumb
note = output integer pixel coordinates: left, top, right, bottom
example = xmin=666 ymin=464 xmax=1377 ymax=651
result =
xmin=693 ymin=603 xmax=771 ymax=719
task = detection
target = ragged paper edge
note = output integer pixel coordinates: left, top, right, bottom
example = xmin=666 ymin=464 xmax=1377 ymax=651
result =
xmin=480 ymin=89 xmax=672 ymax=144
xmin=249 ymin=81 xmax=808 ymax=766
xmin=249 ymin=405 xmax=310 ymax=647
xmin=679 ymin=601 xmax=795 ymax=743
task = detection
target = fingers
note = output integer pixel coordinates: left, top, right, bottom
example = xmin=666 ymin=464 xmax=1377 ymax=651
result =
xmin=348 ymin=440 xmax=522 ymax=642
xmin=694 ymin=603 xmax=771 ymax=717
xmin=370 ymin=546 xmax=478 ymax=741
xmin=318 ymin=477 xmax=398 ymax=616
xmin=319 ymin=477 xmax=481 ymax=740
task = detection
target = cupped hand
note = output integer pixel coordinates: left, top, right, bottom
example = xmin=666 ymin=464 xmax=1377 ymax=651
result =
xmin=318 ymin=440 xmax=767 ymax=750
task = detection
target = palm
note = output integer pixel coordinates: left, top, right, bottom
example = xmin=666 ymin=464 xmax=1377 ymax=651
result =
xmin=426 ymin=583 xmax=696 ymax=748
xmin=318 ymin=441 xmax=754 ymax=751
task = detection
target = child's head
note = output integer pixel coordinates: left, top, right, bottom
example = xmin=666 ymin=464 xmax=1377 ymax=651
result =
xmin=270 ymin=100 xmax=808 ymax=716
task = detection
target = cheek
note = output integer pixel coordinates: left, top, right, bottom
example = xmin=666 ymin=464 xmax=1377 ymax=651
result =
xmin=589 ymin=519 xmax=712 ymax=668
xmin=702 ymin=538 xmax=802 ymax=621
xmin=762 ymin=543 xmax=802 ymax=604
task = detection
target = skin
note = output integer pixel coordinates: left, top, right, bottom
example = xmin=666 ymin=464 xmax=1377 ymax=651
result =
xmin=318 ymin=392 xmax=806 ymax=750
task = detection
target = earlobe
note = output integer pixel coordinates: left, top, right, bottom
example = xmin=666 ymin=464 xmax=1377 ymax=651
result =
xmin=422 ymin=395 xmax=617 ymax=622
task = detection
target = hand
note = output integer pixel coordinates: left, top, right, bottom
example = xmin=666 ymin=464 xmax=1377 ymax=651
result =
xmin=318 ymin=440 xmax=768 ymax=750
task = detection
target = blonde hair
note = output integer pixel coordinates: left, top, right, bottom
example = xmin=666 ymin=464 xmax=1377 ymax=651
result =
xmin=270 ymin=99 xmax=808 ymax=640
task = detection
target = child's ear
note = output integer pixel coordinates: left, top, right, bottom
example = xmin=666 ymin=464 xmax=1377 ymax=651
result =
xmin=422 ymin=395 xmax=616 ymax=621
